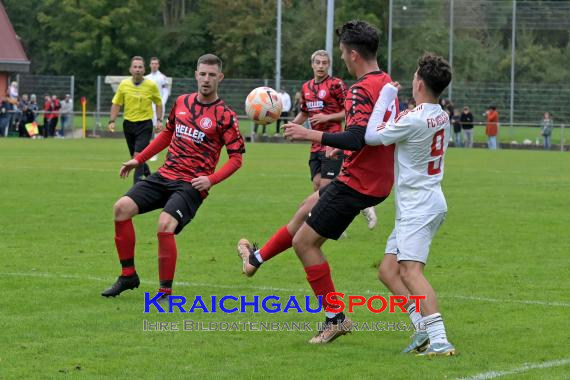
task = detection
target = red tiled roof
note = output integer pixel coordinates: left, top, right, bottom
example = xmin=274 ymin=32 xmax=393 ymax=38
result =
xmin=0 ymin=3 xmax=30 ymax=71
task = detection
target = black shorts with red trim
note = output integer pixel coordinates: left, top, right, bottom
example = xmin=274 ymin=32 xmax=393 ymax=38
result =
xmin=125 ymin=173 xmax=202 ymax=234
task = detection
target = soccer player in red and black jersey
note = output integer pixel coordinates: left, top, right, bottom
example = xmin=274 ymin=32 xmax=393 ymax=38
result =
xmin=292 ymin=50 xmax=347 ymax=191
xmin=280 ymin=20 xmax=396 ymax=343
xmin=101 ymin=54 xmax=245 ymax=300
xmin=293 ymin=50 xmax=377 ymax=228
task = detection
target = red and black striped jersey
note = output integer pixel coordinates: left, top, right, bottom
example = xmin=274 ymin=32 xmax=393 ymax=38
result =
xmin=300 ymin=76 xmax=347 ymax=152
xmin=158 ymin=93 xmax=245 ymax=187
xmin=337 ymin=71 xmax=396 ymax=198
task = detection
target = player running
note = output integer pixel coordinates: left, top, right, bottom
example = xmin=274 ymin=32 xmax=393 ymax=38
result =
xmin=101 ymin=54 xmax=245 ymax=301
xmin=365 ymin=53 xmax=455 ymax=356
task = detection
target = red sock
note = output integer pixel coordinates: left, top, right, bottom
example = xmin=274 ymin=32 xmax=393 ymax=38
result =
xmin=115 ymin=219 xmax=136 ymax=276
xmin=305 ymin=262 xmax=339 ymax=312
xmin=259 ymin=225 xmax=293 ymax=261
xmin=158 ymin=232 xmax=177 ymax=290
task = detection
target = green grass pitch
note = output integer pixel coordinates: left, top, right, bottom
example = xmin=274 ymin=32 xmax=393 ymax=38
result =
xmin=0 ymin=139 xmax=569 ymax=378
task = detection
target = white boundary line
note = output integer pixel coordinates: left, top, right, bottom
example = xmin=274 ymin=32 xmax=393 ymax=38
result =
xmin=456 ymin=358 xmax=570 ymax=380
xmin=2 ymin=271 xmax=569 ymax=308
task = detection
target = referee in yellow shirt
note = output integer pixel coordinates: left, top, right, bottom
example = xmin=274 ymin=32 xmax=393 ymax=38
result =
xmin=108 ymin=56 xmax=163 ymax=183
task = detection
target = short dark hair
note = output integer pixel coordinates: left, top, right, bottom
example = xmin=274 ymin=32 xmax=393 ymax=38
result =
xmin=197 ymin=54 xmax=223 ymax=71
xmin=416 ymin=53 xmax=452 ymax=98
xmin=150 ymin=57 xmax=159 ymax=63
xmin=335 ymin=20 xmax=379 ymax=60
xmin=131 ymin=56 xmax=144 ymax=64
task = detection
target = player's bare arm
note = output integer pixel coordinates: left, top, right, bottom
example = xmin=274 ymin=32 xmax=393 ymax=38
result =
xmin=291 ymin=111 xmax=309 ymax=126
xmin=310 ymin=110 xmax=345 ymax=125
xmin=155 ymin=106 xmax=164 ymax=133
xmin=282 ymin=123 xmax=323 ymax=143
xmin=108 ymin=104 xmax=121 ymax=132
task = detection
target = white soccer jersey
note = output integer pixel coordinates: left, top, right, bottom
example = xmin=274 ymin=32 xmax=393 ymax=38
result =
xmin=365 ymin=85 xmax=450 ymax=218
xmin=146 ymin=70 xmax=170 ymax=104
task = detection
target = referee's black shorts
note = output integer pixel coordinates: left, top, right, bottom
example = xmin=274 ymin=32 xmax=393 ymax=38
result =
xmin=306 ymin=180 xmax=386 ymax=240
xmin=123 ymin=119 xmax=153 ymax=156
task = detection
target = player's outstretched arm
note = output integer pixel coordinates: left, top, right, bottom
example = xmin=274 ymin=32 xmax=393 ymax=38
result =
xmin=365 ymin=83 xmax=399 ymax=146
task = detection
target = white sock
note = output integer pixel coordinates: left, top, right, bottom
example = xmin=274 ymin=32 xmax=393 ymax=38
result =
xmin=254 ymin=250 xmax=263 ymax=264
xmin=406 ymin=304 xmax=423 ymax=331
xmin=422 ymin=312 xmax=449 ymax=344
xmin=325 ymin=311 xmax=339 ymax=319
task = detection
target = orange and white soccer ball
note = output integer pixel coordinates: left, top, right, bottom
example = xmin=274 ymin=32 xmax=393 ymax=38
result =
xmin=245 ymin=86 xmax=283 ymax=125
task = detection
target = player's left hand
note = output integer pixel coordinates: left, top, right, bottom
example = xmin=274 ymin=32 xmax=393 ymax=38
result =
xmin=309 ymin=113 xmax=329 ymax=125
xmin=282 ymin=123 xmax=311 ymax=141
xmin=155 ymin=120 xmax=164 ymax=133
xmin=191 ymin=176 xmax=212 ymax=191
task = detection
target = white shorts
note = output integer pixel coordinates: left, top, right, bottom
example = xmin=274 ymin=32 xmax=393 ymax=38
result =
xmin=384 ymin=212 xmax=446 ymax=264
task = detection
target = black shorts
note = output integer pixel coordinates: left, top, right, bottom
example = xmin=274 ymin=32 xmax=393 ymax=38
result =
xmin=125 ymin=173 xmax=203 ymax=234
xmin=307 ymin=180 xmax=386 ymax=240
xmin=123 ymin=119 xmax=153 ymax=156
xmin=308 ymin=151 xmax=344 ymax=181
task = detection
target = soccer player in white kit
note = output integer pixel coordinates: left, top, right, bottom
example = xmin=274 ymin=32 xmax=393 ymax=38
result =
xmin=146 ymin=57 xmax=170 ymax=161
xmin=365 ymin=53 xmax=455 ymax=356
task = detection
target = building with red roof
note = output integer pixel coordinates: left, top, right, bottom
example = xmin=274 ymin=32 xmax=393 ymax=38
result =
xmin=0 ymin=2 xmax=30 ymax=99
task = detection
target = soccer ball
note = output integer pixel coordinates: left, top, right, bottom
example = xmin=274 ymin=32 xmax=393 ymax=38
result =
xmin=245 ymin=86 xmax=283 ymax=125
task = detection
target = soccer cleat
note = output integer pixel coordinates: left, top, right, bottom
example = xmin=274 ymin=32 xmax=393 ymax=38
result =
xmin=416 ymin=342 xmax=456 ymax=357
xmin=402 ymin=331 xmax=429 ymax=353
xmin=237 ymin=238 xmax=259 ymax=277
xmin=309 ymin=317 xmax=353 ymax=344
xmin=361 ymin=207 xmax=378 ymax=230
xmin=101 ymin=274 xmax=140 ymax=297
xmin=157 ymin=293 xmax=169 ymax=305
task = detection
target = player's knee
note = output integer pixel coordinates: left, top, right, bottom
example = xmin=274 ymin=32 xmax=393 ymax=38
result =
xmin=378 ymin=259 xmax=395 ymax=285
xmin=398 ymin=264 xmax=421 ymax=285
xmin=292 ymin=233 xmax=308 ymax=253
xmin=114 ymin=198 xmax=136 ymax=220
xmin=157 ymin=213 xmax=178 ymax=233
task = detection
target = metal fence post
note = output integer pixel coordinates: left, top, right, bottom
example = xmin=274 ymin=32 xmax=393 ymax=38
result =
xmin=70 ymin=75 xmax=75 ymax=133
xmin=95 ymin=75 xmax=101 ymax=137
xmin=561 ymin=124 xmax=565 ymax=152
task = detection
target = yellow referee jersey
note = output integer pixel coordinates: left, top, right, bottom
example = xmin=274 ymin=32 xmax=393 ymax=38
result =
xmin=112 ymin=78 xmax=162 ymax=122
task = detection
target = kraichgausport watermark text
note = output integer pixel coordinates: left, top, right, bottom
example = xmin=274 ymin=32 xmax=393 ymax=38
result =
xmin=142 ymin=320 xmax=419 ymax=332
xmin=143 ymin=293 xmax=426 ymax=314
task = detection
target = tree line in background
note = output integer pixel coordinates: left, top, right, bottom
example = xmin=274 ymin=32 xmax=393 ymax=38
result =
xmin=4 ymin=0 xmax=570 ymax=103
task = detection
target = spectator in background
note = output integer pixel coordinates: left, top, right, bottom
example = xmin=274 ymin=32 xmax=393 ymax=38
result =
xmin=50 ymin=95 xmax=61 ymax=137
xmin=485 ymin=106 xmax=499 ymax=150
xmin=0 ymin=98 xmax=10 ymax=137
xmin=399 ymin=97 xmax=408 ymax=113
xmin=541 ymin=112 xmax=553 ymax=150
xmin=293 ymin=90 xmax=302 ymax=116
xmin=19 ymin=101 xmax=36 ymax=138
xmin=276 ymin=88 xmax=292 ymax=135
xmin=460 ymin=106 xmax=474 ymax=148
xmin=60 ymin=94 xmax=73 ymax=137
xmin=7 ymin=81 xmax=19 ymax=132
xmin=451 ymin=111 xmax=462 ymax=147
xmin=42 ymin=95 xmax=53 ymax=138
xmin=29 ymin=94 xmax=39 ymax=118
